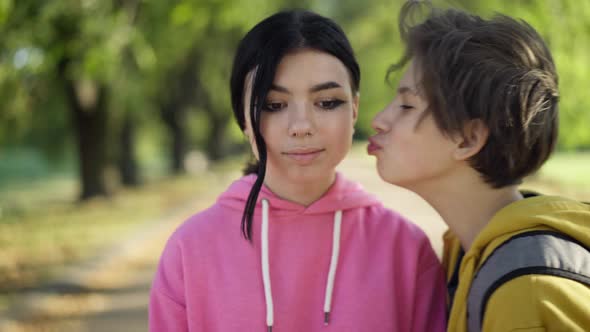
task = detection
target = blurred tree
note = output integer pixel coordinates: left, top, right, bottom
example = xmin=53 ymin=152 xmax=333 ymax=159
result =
xmin=114 ymin=0 xmax=144 ymax=186
xmin=313 ymin=0 xmax=404 ymax=139
xmin=140 ymin=0 xmax=310 ymax=173
xmin=0 ymin=1 xmax=149 ymax=198
xmin=139 ymin=0 xmax=210 ymax=174
xmin=1 ymin=0 xmax=588 ymax=201
xmin=0 ymin=1 xmax=109 ymax=199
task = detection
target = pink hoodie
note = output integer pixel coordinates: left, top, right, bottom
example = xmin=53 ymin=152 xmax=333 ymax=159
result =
xmin=149 ymin=173 xmax=446 ymax=331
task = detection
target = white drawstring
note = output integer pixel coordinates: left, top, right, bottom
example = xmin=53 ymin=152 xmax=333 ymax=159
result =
xmin=260 ymin=199 xmax=343 ymax=331
xmin=261 ymin=199 xmax=273 ymax=332
xmin=324 ymin=210 xmax=342 ymax=325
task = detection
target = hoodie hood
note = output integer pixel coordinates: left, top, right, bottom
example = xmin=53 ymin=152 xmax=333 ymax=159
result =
xmin=217 ymin=172 xmax=381 ymax=217
xmin=217 ymin=172 xmax=381 ymax=331
xmin=470 ymin=194 xmax=590 ymax=257
xmin=445 ymin=194 xmax=590 ymax=332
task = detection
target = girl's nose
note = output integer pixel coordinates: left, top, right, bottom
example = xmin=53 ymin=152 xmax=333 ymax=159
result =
xmin=288 ymin=104 xmax=315 ymax=138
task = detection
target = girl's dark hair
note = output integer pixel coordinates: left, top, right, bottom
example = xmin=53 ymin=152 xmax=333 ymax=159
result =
xmin=230 ymin=10 xmax=360 ymax=241
xmin=389 ymin=1 xmax=559 ymax=188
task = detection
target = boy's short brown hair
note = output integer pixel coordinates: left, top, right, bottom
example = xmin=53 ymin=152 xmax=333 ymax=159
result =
xmin=390 ymin=2 xmax=559 ymax=188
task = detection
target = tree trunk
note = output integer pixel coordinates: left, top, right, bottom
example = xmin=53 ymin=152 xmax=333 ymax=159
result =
xmin=161 ymin=103 xmax=187 ymax=174
xmin=206 ymin=112 xmax=228 ymax=161
xmin=118 ymin=114 xmax=140 ymax=186
xmin=116 ymin=0 xmax=142 ymax=187
xmin=171 ymin=121 xmax=186 ymax=174
xmin=58 ymin=59 xmax=110 ymax=200
xmin=69 ymin=83 xmax=110 ymax=200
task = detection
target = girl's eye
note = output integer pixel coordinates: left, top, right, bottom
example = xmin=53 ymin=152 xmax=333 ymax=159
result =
xmin=317 ymin=99 xmax=346 ymax=110
xmin=263 ymin=101 xmax=286 ymax=112
xmin=400 ymin=104 xmax=414 ymax=111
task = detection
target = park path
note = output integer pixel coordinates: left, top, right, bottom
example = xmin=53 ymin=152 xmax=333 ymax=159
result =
xmin=1 ymin=148 xmax=446 ymax=332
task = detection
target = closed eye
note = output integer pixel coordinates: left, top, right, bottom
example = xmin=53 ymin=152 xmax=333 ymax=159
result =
xmin=400 ymin=104 xmax=414 ymax=111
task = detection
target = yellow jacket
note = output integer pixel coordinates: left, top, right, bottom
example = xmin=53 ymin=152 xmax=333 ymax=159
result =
xmin=443 ymin=194 xmax=590 ymax=332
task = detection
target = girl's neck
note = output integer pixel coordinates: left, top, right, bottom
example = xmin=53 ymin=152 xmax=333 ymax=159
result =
xmin=263 ymin=170 xmax=337 ymax=207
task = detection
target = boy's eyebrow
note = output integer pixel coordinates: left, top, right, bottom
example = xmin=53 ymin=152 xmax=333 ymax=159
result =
xmin=270 ymin=81 xmax=343 ymax=94
xmin=397 ymin=86 xmax=418 ymax=96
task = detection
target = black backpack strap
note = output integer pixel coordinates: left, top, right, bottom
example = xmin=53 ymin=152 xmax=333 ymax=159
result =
xmin=447 ymin=248 xmax=464 ymax=312
xmin=467 ymin=230 xmax=590 ymax=332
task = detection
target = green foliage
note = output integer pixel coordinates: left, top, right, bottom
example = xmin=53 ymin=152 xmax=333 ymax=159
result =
xmin=0 ymin=0 xmax=12 ymax=26
xmin=1 ymin=0 xmax=589 ymax=185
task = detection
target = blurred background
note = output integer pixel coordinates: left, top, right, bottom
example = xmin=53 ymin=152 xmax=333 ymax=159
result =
xmin=0 ymin=0 xmax=588 ymax=331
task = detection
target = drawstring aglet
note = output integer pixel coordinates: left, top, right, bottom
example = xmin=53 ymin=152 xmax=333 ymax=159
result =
xmin=324 ymin=312 xmax=331 ymax=325
xmin=267 ymin=326 xmax=273 ymax=332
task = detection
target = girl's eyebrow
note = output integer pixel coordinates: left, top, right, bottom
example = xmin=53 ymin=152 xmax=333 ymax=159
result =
xmin=310 ymin=81 xmax=342 ymax=93
xmin=270 ymin=84 xmax=290 ymax=93
xmin=270 ymin=81 xmax=343 ymax=94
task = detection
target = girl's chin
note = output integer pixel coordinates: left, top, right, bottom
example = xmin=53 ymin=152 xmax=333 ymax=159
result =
xmin=286 ymin=168 xmax=335 ymax=182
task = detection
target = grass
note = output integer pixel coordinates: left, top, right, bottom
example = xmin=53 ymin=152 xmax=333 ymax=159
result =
xmin=0 ymin=148 xmax=587 ymax=311
xmin=523 ymin=151 xmax=590 ymax=201
xmin=0 ymin=157 xmax=243 ymax=311
xmin=537 ymin=151 xmax=590 ymax=187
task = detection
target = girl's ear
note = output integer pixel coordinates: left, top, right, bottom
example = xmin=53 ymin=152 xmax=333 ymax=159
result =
xmin=244 ymin=125 xmax=260 ymax=160
xmin=352 ymin=93 xmax=360 ymax=124
xmin=243 ymin=128 xmax=251 ymax=142
xmin=453 ymin=119 xmax=489 ymax=161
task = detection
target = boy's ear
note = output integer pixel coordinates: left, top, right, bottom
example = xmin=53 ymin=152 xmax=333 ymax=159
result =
xmin=453 ymin=119 xmax=489 ymax=161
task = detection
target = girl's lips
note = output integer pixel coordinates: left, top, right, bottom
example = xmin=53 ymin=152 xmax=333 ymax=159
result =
xmin=367 ymin=138 xmax=382 ymax=155
xmin=284 ymin=149 xmax=325 ymax=164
